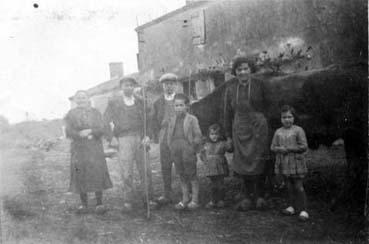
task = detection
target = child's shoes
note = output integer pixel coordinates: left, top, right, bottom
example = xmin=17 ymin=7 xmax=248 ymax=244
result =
xmin=187 ymin=201 xmax=200 ymax=210
xmin=174 ymin=201 xmax=187 ymax=210
xmin=298 ymin=211 xmax=309 ymax=221
xmin=205 ymin=201 xmax=215 ymax=209
xmin=76 ymin=205 xmax=88 ymax=214
xmin=281 ymin=206 xmax=295 ymax=215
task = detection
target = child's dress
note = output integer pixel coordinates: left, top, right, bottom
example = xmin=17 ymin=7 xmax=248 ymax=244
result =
xmin=271 ymin=125 xmax=308 ymax=178
xmin=201 ymin=141 xmax=229 ymax=177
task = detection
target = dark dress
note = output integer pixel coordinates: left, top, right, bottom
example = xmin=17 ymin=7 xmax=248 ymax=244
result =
xmin=224 ymin=78 xmax=269 ymax=176
xmin=201 ymin=141 xmax=229 ymax=177
xmin=65 ymin=107 xmax=113 ymax=193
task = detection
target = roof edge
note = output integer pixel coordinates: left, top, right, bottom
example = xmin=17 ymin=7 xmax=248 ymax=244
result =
xmin=69 ymin=73 xmax=140 ymax=100
xmin=135 ymin=1 xmax=210 ymax=32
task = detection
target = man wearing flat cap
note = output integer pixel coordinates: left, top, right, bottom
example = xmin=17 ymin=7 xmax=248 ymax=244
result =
xmin=150 ymin=73 xmax=178 ymax=204
xmin=104 ymin=76 xmax=157 ymax=211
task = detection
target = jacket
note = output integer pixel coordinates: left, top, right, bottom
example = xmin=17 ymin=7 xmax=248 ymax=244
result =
xmin=150 ymin=95 xmax=175 ymax=143
xmin=167 ymin=113 xmax=203 ymax=151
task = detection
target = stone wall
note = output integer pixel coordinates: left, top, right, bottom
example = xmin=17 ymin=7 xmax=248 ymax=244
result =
xmin=136 ymin=0 xmax=367 ymax=79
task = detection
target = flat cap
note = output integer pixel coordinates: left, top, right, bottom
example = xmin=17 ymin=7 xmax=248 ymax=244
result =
xmin=120 ymin=77 xmax=138 ymax=86
xmin=159 ymin=73 xmax=178 ymax=83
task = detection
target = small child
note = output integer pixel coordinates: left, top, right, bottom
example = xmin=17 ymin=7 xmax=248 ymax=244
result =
xmin=200 ymin=124 xmax=231 ymax=208
xmin=166 ymin=93 xmax=202 ymax=210
xmin=271 ymin=105 xmax=309 ymax=221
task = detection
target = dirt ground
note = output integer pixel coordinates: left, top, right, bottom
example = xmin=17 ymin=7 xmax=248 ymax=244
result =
xmin=0 ymin=122 xmax=365 ymax=244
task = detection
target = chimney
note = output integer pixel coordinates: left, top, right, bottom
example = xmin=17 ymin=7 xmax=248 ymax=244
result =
xmin=109 ymin=62 xmax=124 ymax=79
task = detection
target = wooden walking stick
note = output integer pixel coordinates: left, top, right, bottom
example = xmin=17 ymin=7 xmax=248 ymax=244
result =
xmin=142 ymin=86 xmax=151 ymax=219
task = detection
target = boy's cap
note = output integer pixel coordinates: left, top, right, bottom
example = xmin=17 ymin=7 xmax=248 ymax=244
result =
xmin=159 ymin=73 xmax=178 ymax=83
xmin=120 ymin=77 xmax=138 ymax=85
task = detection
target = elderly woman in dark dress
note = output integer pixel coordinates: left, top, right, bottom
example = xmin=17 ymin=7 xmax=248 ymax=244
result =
xmin=224 ymin=56 xmax=269 ymax=210
xmin=65 ymin=90 xmax=113 ymax=213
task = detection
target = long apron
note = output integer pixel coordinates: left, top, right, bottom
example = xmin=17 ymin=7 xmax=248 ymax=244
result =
xmin=231 ymin=81 xmax=269 ymax=176
xmin=70 ymin=138 xmax=112 ymax=193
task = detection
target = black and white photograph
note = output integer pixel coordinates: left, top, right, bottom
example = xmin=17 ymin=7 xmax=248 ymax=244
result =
xmin=0 ymin=0 xmax=367 ymax=243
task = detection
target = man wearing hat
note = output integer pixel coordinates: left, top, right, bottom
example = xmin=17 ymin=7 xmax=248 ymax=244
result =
xmin=150 ymin=73 xmax=178 ymax=204
xmin=104 ymin=76 xmax=157 ymax=211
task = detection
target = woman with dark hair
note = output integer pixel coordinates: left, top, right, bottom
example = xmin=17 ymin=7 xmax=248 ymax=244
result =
xmin=224 ymin=56 xmax=269 ymax=210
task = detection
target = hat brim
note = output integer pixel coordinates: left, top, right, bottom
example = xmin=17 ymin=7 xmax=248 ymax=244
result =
xmin=120 ymin=78 xmax=138 ymax=85
xmin=160 ymin=79 xmax=177 ymax=83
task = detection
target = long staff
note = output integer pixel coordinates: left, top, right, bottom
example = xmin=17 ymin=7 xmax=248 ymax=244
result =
xmin=365 ymin=169 xmax=369 ymax=216
xmin=142 ymin=86 xmax=150 ymax=219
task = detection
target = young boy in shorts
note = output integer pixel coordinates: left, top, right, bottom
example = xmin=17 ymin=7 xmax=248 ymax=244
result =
xmin=166 ymin=93 xmax=202 ymax=210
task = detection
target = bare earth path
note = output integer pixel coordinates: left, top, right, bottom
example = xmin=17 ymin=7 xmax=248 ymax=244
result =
xmin=0 ymin=137 xmax=363 ymax=244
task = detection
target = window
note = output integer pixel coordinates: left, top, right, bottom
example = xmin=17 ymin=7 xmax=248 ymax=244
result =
xmin=137 ymin=31 xmax=145 ymax=43
xmin=137 ymin=31 xmax=145 ymax=54
xmin=136 ymin=53 xmax=141 ymax=71
xmin=191 ymin=9 xmax=206 ymax=45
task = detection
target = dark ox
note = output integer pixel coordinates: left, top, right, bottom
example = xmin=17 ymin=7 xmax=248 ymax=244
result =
xmin=190 ymin=65 xmax=367 ymax=208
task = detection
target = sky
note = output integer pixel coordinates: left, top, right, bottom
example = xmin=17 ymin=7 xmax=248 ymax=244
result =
xmin=0 ymin=0 xmax=184 ymax=123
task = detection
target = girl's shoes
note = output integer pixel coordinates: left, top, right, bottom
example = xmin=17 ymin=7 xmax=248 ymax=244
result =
xmin=205 ymin=201 xmax=215 ymax=209
xmin=298 ymin=211 xmax=309 ymax=221
xmin=282 ymin=207 xmax=309 ymax=221
xmin=281 ymin=206 xmax=295 ymax=215
xmin=174 ymin=201 xmax=199 ymax=210
xmin=174 ymin=201 xmax=187 ymax=210
xmin=187 ymin=201 xmax=200 ymax=210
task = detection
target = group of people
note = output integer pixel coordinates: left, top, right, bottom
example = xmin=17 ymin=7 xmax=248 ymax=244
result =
xmin=64 ymin=56 xmax=310 ymax=221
